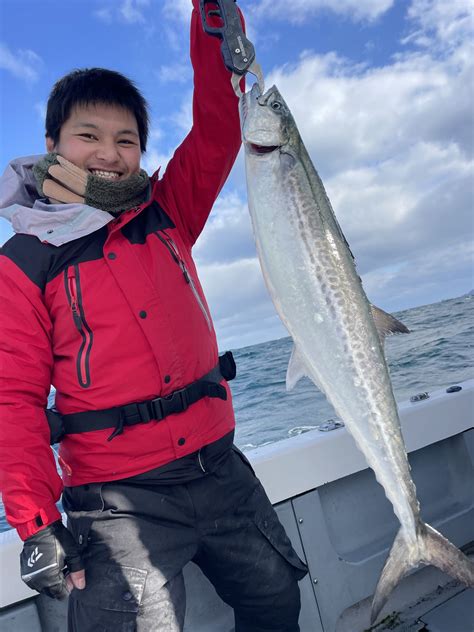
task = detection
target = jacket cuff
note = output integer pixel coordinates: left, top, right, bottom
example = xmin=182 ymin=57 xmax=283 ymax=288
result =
xmin=16 ymin=504 xmax=62 ymax=541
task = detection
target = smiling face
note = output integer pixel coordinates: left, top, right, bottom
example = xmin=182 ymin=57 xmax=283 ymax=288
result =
xmin=46 ymin=103 xmax=141 ymax=181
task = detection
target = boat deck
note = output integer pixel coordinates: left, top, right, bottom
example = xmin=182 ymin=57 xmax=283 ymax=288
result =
xmin=1 ymin=381 xmax=473 ymax=631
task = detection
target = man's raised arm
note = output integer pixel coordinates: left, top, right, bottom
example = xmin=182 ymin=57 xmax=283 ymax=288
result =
xmin=155 ymin=0 xmax=244 ymax=246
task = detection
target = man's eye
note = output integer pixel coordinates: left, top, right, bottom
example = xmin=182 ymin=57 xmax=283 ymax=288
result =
xmin=119 ymin=139 xmax=136 ymax=145
xmin=78 ymin=134 xmax=97 ymax=141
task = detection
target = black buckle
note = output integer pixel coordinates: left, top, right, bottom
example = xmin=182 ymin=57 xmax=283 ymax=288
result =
xmin=153 ymin=388 xmax=189 ymax=420
xmin=121 ymin=402 xmax=150 ymax=425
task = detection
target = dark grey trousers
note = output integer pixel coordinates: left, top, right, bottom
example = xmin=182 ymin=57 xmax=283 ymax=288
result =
xmin=63 ymin=447 xmax=307 ymax=631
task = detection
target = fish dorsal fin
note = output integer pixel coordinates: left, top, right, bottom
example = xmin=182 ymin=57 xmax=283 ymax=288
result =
xmin=370 ymin=304 xmax=410 ymax=347
xmin=286 ymin=345 xmax=308 ymax=391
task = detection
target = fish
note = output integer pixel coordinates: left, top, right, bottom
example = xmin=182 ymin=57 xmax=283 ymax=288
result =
xmin=239 ymin=82 xmax=474 ymax=622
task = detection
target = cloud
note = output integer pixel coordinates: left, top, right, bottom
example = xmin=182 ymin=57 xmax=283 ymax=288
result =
xmin=162 ymin=0 xmax=192 ymax=23
xmin=326 ymin=141 xmax=472 ymax=271
xmin=0 ymin=43 xmax=42 ymax=82
xmin=196 ymin=257 xmax=287 ymax=349
xmin=250 ymin=0 xmax=395 ymax=23
xmin=94 ymin=0 xmax=150 ymax=25
xmin=120 ymin=0 xmax=150 ymax=24
xmin=149 ymin=126 xmax=164 ymax=142
xmin=404 ymin=0 xmax=472 ymax=50
xmin=157 ymin=62 xmax=191 ymax=84
xmin=193 ymin=190 xmax=255 ymax=265
xmin=189 ymin=0 xmax=474 ymax=348
xmin=362 ymin=241 xmax=474 ymax=312
xmin=34 ymin=101 xmax=46 ymax=122
xmin=93 ymin=7 xmax=113 ymax=23
xmin=141 ymin=147 xmax=171 ymax=176
xmin=163 ymin=25 xmax=185 ymax=53
xmin=266 ymin=38 xmax=472 ymax=176
xmin=170 ymin=89 xmax=193 ymax=133
xmin=1 ymin=0 xmax=471 ymax=353
xmin=140 ymin=86 xmax=195 ymax=174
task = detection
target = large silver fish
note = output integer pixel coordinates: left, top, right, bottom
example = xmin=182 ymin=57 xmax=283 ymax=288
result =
xmin=240 ymin=83 xmax=474 ymax=622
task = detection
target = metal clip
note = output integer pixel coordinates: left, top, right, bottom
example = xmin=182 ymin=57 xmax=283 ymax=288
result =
xmin=200 ymin=0 xmax=265 ymax=97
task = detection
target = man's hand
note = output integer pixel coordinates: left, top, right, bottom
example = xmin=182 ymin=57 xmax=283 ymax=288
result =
xmin=43 ymin=155 xmax=87 ymax=204
xmin=20 ymin=520 xmax=85 ymax=599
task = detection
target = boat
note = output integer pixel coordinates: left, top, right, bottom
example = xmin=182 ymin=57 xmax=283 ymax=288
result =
xmin=1 ymin=380 xmax=473 ymax=631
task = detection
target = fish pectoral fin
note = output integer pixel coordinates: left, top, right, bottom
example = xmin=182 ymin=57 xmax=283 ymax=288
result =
xmin=370 ymin=304 xmax=410 ymax=347
xmin=286 ymin=346 xmax=309 ymax=391
xmin=371 ymin=522 xmax=474 ymax=624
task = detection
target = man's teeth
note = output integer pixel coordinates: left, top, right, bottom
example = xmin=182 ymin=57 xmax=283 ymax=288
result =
xmin=90 ymin=170 xmax=121 ymax=179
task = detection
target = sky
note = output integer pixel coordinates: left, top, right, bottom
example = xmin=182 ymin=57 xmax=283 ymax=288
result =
xmin=0 ymin=0 xmax=473 ymax=350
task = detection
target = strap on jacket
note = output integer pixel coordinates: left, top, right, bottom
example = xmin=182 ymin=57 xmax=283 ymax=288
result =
xmin=46 ymin=351 xmax=236 ymax=443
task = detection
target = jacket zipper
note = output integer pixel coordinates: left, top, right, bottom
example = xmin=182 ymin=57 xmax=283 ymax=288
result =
xmin=154 ymin=232 xmax=212 ymax=330
xmin=64 ymin=265 xmax=93 ymax=388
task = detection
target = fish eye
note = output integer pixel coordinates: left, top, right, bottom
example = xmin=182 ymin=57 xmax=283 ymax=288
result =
xmin=271 ymin=101 xmax=282 ymax=111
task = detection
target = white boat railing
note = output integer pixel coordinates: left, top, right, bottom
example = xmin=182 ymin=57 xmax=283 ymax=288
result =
xmin=0 ymin=379 xmax=473 ymax=627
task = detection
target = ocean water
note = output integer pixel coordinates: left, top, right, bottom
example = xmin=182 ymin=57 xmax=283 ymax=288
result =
xmin=1 ymin=295 xmax=473 ymax=532
xmin=231 ymin=294 xmax=474 ymax=449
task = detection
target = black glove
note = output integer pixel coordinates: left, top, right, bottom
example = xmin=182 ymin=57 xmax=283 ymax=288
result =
xmin=20 ymin=520 xmax=84 ymax=599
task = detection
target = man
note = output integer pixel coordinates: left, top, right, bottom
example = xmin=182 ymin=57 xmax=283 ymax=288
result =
xmin=0 ymin=2 xmax=307 ymax=630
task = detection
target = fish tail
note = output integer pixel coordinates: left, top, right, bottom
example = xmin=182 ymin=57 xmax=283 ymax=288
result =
xmin=371 ymin=522 xmax=474 ymax=623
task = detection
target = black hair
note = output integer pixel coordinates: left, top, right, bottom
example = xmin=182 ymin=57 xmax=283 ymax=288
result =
xmin=45 ymin=68 xmax=149 ymax=152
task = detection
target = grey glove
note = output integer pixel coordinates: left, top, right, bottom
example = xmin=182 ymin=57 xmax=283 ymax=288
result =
xmin=20 ymin=520 xmax=85 ymax=599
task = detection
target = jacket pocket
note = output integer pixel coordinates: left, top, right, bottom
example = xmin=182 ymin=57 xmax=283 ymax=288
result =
xmin=154 ymin=231 xmax=212 ymax=331
xmin=64 ymin=265 xmax=94 ymax=388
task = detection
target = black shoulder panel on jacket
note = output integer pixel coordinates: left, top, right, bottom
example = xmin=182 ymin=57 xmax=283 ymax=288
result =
xmin=1 ymin=228 xmax=107 ymax=292
xmin=121 ymin=201 xmax=175 ymax=244
xmin=1 ymin=234 xmax=52 ymax=291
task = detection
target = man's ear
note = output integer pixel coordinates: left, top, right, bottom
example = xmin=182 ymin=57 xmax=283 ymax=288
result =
xmin=46 ymin=137 xmax=55 ymax=153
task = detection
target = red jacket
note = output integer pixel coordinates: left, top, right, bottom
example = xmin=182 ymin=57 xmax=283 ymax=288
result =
xmin=0 ymin=2 xmax=243 ymax=540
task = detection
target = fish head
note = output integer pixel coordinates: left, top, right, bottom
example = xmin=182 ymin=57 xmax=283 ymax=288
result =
xmin=240 ymin=83 xmax=295 ymax=157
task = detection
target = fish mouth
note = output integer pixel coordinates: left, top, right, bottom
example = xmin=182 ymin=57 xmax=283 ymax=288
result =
xmin=247 ymin=143 xmax=280 ymax=155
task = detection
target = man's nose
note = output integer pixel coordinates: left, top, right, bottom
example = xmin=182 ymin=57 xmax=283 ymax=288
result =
xmin=95 ymin=141 xmax=120 ymax=163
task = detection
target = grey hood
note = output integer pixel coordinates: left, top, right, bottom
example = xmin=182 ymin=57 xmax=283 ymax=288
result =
xmin=0 ymin=155 xmax=114 ymax=247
